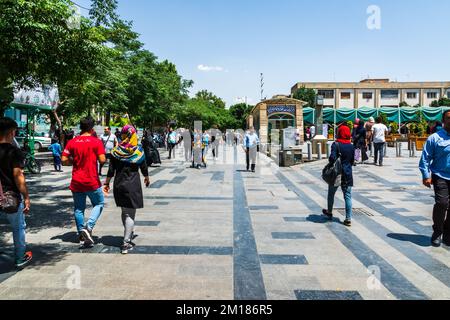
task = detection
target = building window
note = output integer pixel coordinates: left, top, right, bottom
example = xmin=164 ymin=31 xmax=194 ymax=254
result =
xmin=381 ymin=90 xmax=399 ymax=99
xmin=341 ymin=92 xmax=351 ymax=100
xmin=362 ymin=92 xmax=373 ymax=100
xmin=447 ymin=91 xmax=450 ymax=99
xmin=407 ymin=92 xmax=417 ymax=99
xmin=427 ymin=92 xmax=438 ymax=99
xmin=317 ymin=90 xmax=334 ymax=99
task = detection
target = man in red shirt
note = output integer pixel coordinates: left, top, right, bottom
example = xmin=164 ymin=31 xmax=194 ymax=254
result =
xmin=62 ymin=118 xmax=106 ymax=248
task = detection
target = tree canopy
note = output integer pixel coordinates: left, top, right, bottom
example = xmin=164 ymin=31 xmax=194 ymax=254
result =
xmin=293 ymin=86 xmax=317 ymax=108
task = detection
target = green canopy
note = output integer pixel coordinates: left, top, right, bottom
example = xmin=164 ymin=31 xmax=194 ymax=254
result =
xmin=420 ymin=107 xmax=443 ymax=122
xmin=302 ymin=107 xmax=315 ymax=124
xmin=357 ymin=107 xmax=378 ymax=121
xmin=302 ymin=106 xmax=450 ymax=125
xmin=9 ymin=102 xmax=53 ymax=112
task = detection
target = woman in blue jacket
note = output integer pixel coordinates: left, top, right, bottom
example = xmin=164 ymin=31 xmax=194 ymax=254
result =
xmin=323 ymin=125 xmax=355 ymax=227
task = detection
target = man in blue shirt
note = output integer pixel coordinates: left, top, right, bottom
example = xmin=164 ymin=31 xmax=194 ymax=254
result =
xmin=49 ymin=139 xmax=63 ymax=172
xmin=420 ymin=110 xmax=450 ymax=247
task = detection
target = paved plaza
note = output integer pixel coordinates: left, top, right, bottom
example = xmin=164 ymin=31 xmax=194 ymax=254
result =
xmin=1 ymin=144 xmax=450 ymax=300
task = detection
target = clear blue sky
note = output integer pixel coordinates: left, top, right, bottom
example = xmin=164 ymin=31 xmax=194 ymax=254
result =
xmin=75 ymin=0 xmax=450 ymax=107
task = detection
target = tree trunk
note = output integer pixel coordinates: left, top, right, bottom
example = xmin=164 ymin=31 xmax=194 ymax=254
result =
xmin=53 ymin=108 xmax=65 ymax=147
xmin=105 ymin=111 xmax=111 ymax=127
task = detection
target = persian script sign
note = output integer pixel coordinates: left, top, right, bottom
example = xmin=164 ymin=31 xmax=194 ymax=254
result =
xmin=267 ymin=105 xmax=296 ymax=116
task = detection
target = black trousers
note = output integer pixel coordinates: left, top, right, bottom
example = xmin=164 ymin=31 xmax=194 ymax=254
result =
xmin=168 ymin=143 xmax=176 ymax=159
xmin=431 ymin=174 xmax=450 ymax=240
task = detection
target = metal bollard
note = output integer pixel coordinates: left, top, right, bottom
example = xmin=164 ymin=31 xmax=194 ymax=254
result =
xmin=398 ymin=142 xmax=402 ymax=158
xmin=384 ymin=143 xmax=388 ymax=158
xmin=307 ymin=142 xmax=312 ymax=161
xmin=395 ymin=142 xmax=399 ymax=157
xmin=370 ymin=142 xmax=374 ymax=158
xmin=411 ymin=142 xmax=416 ymax=158
xmin=317 ymin=143 xmax=323 ymax=160
xmin=326 ymin=142 xmax=331 ymax=158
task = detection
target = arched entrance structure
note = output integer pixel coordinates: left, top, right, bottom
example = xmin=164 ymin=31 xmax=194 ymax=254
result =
xmin=247 ymin=96 xmax=307 ymax=146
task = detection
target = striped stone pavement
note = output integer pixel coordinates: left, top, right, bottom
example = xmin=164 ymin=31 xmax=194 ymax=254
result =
xmin=0 ymin=143 xmax=449 ymax=300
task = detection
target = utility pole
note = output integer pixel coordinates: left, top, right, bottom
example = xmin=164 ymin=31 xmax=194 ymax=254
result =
xmin=260 ymin=73 xmax=264 ymax=101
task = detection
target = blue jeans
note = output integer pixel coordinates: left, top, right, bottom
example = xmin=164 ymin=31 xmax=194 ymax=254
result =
xmin=72 ymin=188 xmax=105 ymax=233
xmin=374 ymin=142 xmax=385 ymax=165
xmin=1 ymin=203 xmax=26 ymax=263
xmin=53 ymin=155 xmax=62 ymax=171
xmin=328 ymin=185 xmax=353 ymax=221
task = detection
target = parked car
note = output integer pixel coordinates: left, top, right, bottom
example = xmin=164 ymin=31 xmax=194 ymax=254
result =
xmin=15 ymin=129 xmax=52 ymax=152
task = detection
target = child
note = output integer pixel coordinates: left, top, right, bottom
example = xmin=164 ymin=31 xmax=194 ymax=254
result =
xmin=49 ymin=139 xmax=63 ymax=172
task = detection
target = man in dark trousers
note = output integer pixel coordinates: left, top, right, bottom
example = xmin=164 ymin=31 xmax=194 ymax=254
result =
xmin=420 ymin=110 xmax=450 ymax=247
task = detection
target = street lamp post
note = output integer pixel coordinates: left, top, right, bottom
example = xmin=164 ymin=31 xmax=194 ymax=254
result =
xmin=312 ymin=95 xmax=328 ymax=156
xmin=315 ymin=95 xmax=324 ymax=135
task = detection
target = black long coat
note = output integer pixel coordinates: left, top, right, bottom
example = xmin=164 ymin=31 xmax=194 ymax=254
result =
xmin=329 ymin=142 xmax=355 ymax=187
xmin=142 ymin=138 xmax=161 ymax=166
xmin=107 ymin=157 xmax=149 ymax=209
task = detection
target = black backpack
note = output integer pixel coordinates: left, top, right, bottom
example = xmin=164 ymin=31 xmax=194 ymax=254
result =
xmin=322 ymin=142 xmax=342 ymax=185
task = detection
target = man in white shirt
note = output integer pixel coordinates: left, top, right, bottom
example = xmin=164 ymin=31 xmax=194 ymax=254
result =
xmin=99 ymin=127 xmax=118 ymax=176
xmin=244 ymin=127 xmax=260 ymax=172
xmin=372 ymin=117 xmax=388 ymax=167
xmin=310 ymin=125 xmax=316 ymax=139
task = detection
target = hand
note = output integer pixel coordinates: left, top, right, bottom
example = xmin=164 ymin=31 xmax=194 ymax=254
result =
xmin=103 ymin=184 xmax=110 ymax=195
xmin=423 ymin=179 xmax=433 ymax=189
xmin=144 ymin=177 xmax=150 ymax=188
xmin=23 ymin=198 xmax=30 ymax=215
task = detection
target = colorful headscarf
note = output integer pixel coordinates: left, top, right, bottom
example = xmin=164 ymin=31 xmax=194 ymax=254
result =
xmin=111 ymin=125 xmax=145 ymax=164
xmin=336 ymin=126 xmax=352 ymax=145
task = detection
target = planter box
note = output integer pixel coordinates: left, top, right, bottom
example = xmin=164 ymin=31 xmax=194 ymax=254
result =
xmin=414 ymin=137 xmax=428 ymax=151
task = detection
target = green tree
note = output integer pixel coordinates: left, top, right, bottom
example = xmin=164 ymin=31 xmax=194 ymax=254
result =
xmin=399 ymin=101 xmax=410 ymax=107
xmin=195 ymin=90 xmax=226 ymax=110
xmin=0 ymin=0 xmax=109 ymax=118
xmin=89 ymin=0 xmax=119 ymax=27
xmin=293 ymin=86 xmax=317 ymax=108
xmin=431 ymin=97 xmax=450 ymax=107
xmin=229 ymin=103 xmax=253 ymax=129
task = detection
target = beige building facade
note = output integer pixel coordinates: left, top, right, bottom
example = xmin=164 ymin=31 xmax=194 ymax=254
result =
xmin=291 ymin=79 xmax=450 ymax=109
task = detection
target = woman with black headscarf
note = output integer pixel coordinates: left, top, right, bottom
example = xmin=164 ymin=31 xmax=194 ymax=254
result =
xmin=353 ymin=121 xmax=368 ymax=165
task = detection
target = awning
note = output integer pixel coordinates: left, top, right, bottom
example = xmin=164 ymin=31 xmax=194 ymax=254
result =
xmin=303 ymin=106 xmax=449 ymax=124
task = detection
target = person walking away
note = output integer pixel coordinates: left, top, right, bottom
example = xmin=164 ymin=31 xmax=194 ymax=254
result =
xmin=419 ymin=110 xmax=450 ymax=247
xmin=203 ymin=131 xmax=210 ymax=159
xmin=142 ymin=130 xmax=152 ymax=167
xmin=211 ymin=127 xmax=220 ymax=159
xmin=372 ymin=117 xmax=388 ymax=167
xmin=0 ymin=117 xmax=32 ymax=268
xmin=353 ymin=121 xmax=368 ymax=165
xmin=310 ymin=125 xmax=316 ymax=140
xmin=49 ymin=138 xmax=63 ymax=172
xmin=104 ymin=125 xmax=150 ymax=254
xmin=365 ymin=117 xmax=375 ymax=152
xmin=99 ymin=127 xmax=118 ymax=176
xmin=245 ymin=127 xmax=260 ymax=172
xmin=167 ymin=128 xmax=177 ymax=159
xmin=322 ymin=126 xmax=355 ymax=227
xmin=192 ymin=129 xmax=203 ymax=169
xmin=62 ymin=118 xmax=106 ymax=248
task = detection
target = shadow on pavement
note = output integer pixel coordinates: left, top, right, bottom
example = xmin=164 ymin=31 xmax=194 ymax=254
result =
xmin=387 ymin=233 xmax=431 ymax=247
xmin=307 ymin=214 xmax=340 ymax=224
xmin=0 ymin=244 xmax=68 ymax=275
